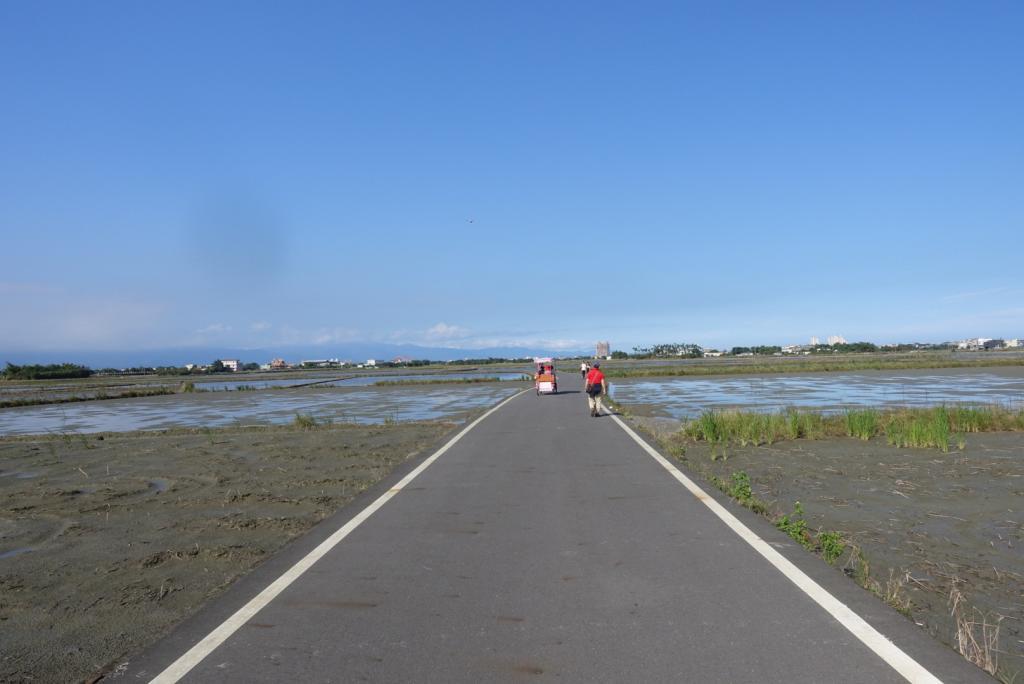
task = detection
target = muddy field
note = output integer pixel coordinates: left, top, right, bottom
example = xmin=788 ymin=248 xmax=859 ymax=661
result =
xmin=0 ymin=382 xmax=526 ymax=435
xmin=632 ymin=415 xmax=1023 ymax=680
xmin=0 ymin=420 xmax=457 ymax=683
xmin=0 ymin=365 xmax=532 ymax=407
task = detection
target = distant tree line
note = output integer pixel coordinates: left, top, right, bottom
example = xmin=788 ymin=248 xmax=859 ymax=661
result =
xmin=97 ymin=365 xmax=193 ymax=376
xmin=632 ymin=344 xmax=704 ymax=359
xmin=809 ymin=342 xmax=878 ymax=354
xmin=730 ymin=346 xmax=783 ymax=356
xmin=2 ymin=360 xmax=267 ymax=380
xmin=377 ymin=359 xmax=432 ymax=368
xmin=888 ymin=342 xmax=954 ymax=351
xmin=442 ymin=357 xmax=534 ymax=365
xmin=2 ymin=363 xmax=94 ymax=380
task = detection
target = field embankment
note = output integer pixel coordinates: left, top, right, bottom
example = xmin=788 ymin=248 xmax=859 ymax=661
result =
xmin=577 ymin=351 xmax=1024 ymax=379
xmin=623 ymin=405 xmax=1024 ymax=681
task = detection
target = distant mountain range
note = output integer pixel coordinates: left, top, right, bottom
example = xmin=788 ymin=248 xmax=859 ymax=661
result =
xmin=1 ymin=343 xmax=591 ymax=368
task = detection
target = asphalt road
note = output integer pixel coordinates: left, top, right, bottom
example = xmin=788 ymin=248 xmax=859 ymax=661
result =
xmin=123 ymin=373 xmax=989 ymax=683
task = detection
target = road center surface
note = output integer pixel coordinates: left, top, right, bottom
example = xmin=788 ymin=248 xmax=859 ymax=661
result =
xmin=127 ymin=373 xmax=988 ymax=683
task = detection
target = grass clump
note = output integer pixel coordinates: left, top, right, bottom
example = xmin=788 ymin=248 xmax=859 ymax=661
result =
xmin=683 ymin=409 xmax=826 ymax=447
xmin=293 ymin=413 xmax=319 ymax=429
xmin=950 ymin=587 xmax=1004 ymax=677
xmin=844 ymin=409 xmax=878 ymax=440
xmin=885 ymin=407 xmax=952 ymax=451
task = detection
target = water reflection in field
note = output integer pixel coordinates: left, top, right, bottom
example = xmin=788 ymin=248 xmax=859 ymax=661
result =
xmin=0 ymin=385 xmax=524 ymax=435
xmin=609 ymin=369 xmax=1024 ymax=419
xmin=136 ymin=372 xmax=527 ymax=392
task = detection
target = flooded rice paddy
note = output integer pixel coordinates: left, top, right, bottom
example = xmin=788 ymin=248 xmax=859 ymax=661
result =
xmin=610 ymin=367 xmax=1024 ymax=419
xmin=0 ymin=384 xmax=525 ymax=435
xmin=196 ymin=371 xmax=527 ymax=391
xmin=0 ymin=371 xmax=528 ymax=400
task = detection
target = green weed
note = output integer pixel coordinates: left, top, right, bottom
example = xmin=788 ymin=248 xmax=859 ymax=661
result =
xmin=729 ymin=471 xmax=752 ymax=501
xmin=775 ymin=501 xmax=813 ymax=549
xmin=817 ymin=530 xmax=846 ymax=565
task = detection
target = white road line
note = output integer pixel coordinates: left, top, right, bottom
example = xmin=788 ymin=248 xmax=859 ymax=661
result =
xmin=150 ymin=389 xmax=529 ymax=684
xmin=604 ymin=407 xmax=942 ymax=684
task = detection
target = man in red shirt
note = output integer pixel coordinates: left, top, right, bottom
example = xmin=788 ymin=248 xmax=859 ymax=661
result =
xmin=584 ymin=362 xmax=608 ymax=417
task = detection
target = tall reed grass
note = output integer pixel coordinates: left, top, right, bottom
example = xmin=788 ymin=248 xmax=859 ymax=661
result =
xmin=684 ymin=409 xmax=827 ymax=445
xmin=680 ymin=405 xmax=1024 ymax=451
xmin=844 ymin=409 xmax=879 ymax=440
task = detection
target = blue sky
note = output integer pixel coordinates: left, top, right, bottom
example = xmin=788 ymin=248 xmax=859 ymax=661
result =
xmin=2 ymin=2 xmax=1021 ymax=355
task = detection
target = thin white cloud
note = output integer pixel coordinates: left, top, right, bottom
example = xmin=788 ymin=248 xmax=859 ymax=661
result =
xmin=195 ymin=323 xmax=232 ymax=335
xmin=308 ymin=327 xmax=361 ymax=345
xmin=250 ymin=321 xmax=272 ymax=332
xmin=0 ymin=281 xmax=63 ymax=295
xmin=375 ymin=323 xmax=585 ymax=351
xmin=940 ymin=287 xmax=1012 ymax=303
xmin=443 ymin=335 xmax=586 ymax=351
xmin=423 ymin=322 xmax=469 ymax=341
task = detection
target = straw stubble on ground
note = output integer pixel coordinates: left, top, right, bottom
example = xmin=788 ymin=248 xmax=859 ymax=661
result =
xmin=0 ymin=420 xmax=457 ymax=683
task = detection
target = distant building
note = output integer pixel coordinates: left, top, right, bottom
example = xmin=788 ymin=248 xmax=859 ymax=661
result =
xmin=270 ymin=358 xmax=288 ymax=369
xmin=827 ymin=335 xmax=847 ymax=345
xmin=783 ymin=345 xmax=812 ymax=355
xmin=958 ymin=338 xmax=991 ymax=351
xmin=222 ymin=359 xmax=240 ymax=372
xmin=1006 ymin=339 xmax=1021 ymax=348
xmin=185 ymin=363 xmax=196 ymax=371
xmin=810 ymin=336 xmax=820 ymax=346
xmin=366 ymin=359 xmax=377 ymax=367
xmin=301 ymin=358 xmax=341 ymax=368
xmin=595 ymin=341 xmax=610 ymax=358
xmin=704 ymin=350 xmax=723 ymax=357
